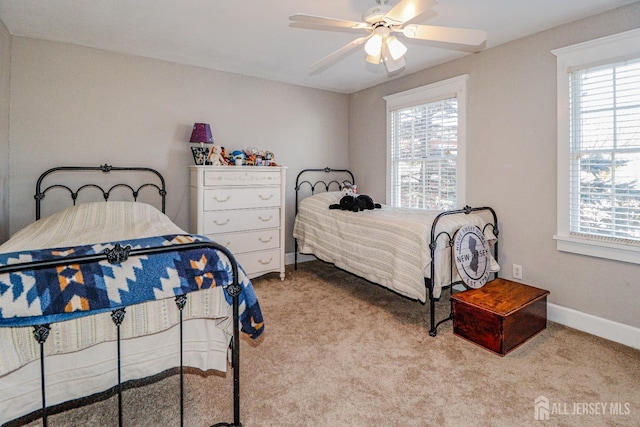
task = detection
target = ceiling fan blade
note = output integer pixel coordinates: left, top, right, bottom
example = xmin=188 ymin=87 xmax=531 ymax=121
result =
xmin=309 ymin=36 xmax=370 ymax=75
xmin=289 ymin=22 xmax=369 ymax=35
xmin=402 ymin=24 xmax=486 ymax=47
xmin=384 ymin=0 xmax=438 ymax=25
xmin=289 ymin=14 xmax=369 ymax=31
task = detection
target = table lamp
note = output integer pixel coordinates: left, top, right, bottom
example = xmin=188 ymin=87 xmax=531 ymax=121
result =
xmin=189 ymin=123 xmax=213 ymax=165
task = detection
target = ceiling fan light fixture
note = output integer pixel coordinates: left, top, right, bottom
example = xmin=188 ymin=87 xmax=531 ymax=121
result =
xmin=365 ymin=51 xmax=381 ymax=64
xmin=386 ymin=36 xmax=407 ymax=60
xmin=292 ymin=0 xmax=485 ymax=75
xmin=384 ymin=55 xmax=406 ymax=72
xmin=381 ymin=43 xmax=405 ymax=72
xmin=364 ymin=33 xmax=383 ymax=56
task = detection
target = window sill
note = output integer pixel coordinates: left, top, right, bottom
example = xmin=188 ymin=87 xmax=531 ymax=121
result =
xmin=554 ymin=234 xmax=640 ymax=265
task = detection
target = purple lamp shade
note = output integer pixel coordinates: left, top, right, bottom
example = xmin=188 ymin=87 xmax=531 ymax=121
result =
xmin=189 ymin=123 xmax=213 ymax=144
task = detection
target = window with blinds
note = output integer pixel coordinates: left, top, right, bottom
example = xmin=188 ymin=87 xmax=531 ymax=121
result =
xmin=569 ymin=58 xmax=640 ymax=243
xmin=385 ymin=76 xmax=467 ymax=210
xmin=553 ymin=29 xmax=640 ymax=263
xmin=390 ymin=98 xmax=458 ymax=209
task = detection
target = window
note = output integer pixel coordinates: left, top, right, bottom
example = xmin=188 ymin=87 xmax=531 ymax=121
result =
xmin=384 ymin=75 xmax=468 ymax=210
xmin=553 ymin=29 xmax=640 ymax=264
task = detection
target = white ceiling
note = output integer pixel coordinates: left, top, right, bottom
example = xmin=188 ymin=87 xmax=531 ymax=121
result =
xmin=0 ymin=0 xmax=637 ymax=94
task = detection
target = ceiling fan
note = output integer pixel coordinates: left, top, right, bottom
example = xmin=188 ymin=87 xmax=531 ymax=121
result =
xmin=289 ymin=0 xmax=486 ymax=74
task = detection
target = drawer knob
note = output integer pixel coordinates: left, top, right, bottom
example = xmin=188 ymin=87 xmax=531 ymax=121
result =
xmin=213 ymin=219 xmax=231 ymax=226
xmin=258 ymin=257 xmax=273 ymax=265
xmin=214 ymin=195 xmax=231 ymax=202
xmin=258 ymin=215 xmax=273 ymax=222
xmin=258 ymin=236 xmax=273 ymax=243
xmin=259 ymin=194 xmax=274 ymax=200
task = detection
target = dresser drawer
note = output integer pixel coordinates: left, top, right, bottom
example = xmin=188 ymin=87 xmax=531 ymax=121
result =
xmin=236 ymin=249 xmax=281 ymax=277
xmin=203 ymin=169 xmax=281 ymax=187
xmin=203 ymin=187 xmax=280 ymax=210
xmin=203 ymin=208 xmax=280 ymax=234
xmin=210 ymin=229 xmax=280 ymax=255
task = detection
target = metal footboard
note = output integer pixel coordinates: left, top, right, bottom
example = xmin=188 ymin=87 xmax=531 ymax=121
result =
xmin=427 ymin=205 xmax=499 ymax=336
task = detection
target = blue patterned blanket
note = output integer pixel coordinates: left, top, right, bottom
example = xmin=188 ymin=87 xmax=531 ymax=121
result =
xmin=0 ymin=234 xmax=263 ymax=338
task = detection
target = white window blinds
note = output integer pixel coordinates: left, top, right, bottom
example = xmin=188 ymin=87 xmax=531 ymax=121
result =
xmin=390 ymin=97 xmax=458 ymax=210
xmin=569 ymin=58 xmax=640 ymax=243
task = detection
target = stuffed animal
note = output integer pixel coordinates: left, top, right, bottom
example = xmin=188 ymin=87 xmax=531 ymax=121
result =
xmin=231 ymin=150 xmax=246 ymax=165
xmin=208 ymin=145 xmax=227 ymax=166
xmin=329 ymin=182 xmax=381 ymax=212
xmin=356 ymin=194 xmax=382 ymax=210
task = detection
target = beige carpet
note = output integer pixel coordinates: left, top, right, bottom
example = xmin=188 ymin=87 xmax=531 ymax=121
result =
xmin=12 ymin=260 xmax=640 ymax=426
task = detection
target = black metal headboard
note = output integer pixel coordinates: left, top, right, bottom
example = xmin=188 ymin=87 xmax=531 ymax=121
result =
xmin=294 ymin=167 xmax=355 ymax=217
xmin=34 ymin=164 xmax=167 ymax=220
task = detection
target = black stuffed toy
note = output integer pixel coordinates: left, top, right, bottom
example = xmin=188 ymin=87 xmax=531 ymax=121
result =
xmin=329 ymin=183 xmax=381 ymax=212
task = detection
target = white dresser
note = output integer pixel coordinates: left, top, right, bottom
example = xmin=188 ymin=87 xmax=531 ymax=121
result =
xmin=189 ymin=165 xmax=286 ymax=280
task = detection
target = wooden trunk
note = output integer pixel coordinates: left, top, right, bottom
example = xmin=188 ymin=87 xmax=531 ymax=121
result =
xmin=451 ymin=278 xmax=550 ymax=356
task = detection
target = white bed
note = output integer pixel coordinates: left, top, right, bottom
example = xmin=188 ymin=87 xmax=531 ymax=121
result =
xmin=294 ymin=191 xmax=498 ymax=301
xmin=0 ymin=156 xmax=267 ymax=427
xmin=0 ymin=201 xmax=238 ymax=424
xmin=293 ymin=167 xmax=499 ymax=337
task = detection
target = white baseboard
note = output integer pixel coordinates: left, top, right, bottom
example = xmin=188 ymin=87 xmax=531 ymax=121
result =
xmin=285 ymin=253 xmax=640 ymax=350
xmin=547 ymin=303 xmax=640 ymax=350
xmin=285 ymin=252 xmax=316 ymax=266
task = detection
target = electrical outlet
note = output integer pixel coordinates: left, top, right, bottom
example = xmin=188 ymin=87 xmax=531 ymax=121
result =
xmin=512 ymin=264 xmax=523 ymax=280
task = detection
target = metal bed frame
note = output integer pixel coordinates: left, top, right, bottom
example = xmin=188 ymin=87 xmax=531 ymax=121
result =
xmin=294 ymin=167 xmax=499 ymax=337
xmin=1 ymin=165 xmax=243 ymax=427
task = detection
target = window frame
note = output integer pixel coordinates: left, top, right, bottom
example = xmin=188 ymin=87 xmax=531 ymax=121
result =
xmin=384 ymin=74 xmax=468 ymax=209
xmin=552 ymin=28 xmax=640 ymax=264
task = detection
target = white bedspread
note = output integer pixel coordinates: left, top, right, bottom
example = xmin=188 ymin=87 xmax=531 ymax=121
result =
xmin=293 ymin=192 xmax=497 ymax=301
xmin=0 ymin=200 xmax=185 ymax=251
xmin=0 ymin=202 xmax=233 ymax=378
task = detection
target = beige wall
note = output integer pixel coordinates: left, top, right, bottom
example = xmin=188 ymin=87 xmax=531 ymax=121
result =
xmin=349 ymin=3 xmax=640 ymax=328
xmin=7 ymin=37 xmax=349 ymax=252
xmin=0 ymin=20 xmax=10 ymax=243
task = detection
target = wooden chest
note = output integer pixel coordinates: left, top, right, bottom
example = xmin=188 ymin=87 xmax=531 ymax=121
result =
xmin=451 ymin=278 xmax=550 ymax=356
